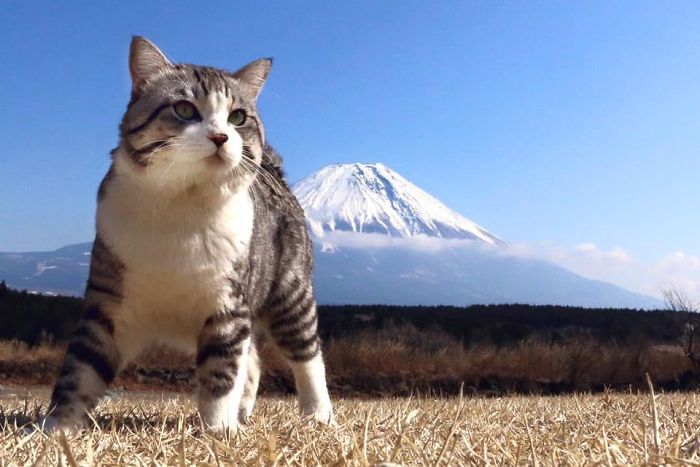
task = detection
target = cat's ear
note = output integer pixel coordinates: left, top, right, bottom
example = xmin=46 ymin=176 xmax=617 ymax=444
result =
xmin=233 ymin=58 xmax=273 ymax=99
xmin=129 ymin=36 xmax=172 ymax=91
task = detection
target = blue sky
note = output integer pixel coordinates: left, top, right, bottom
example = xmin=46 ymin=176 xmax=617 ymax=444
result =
xmin=2 ymin=1 xmax=700 ymax=298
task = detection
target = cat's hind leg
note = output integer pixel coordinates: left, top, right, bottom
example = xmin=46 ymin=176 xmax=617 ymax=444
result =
xmin=264 ymin=284 xmax=333 ymax=423
xmin=196 ymin=308 xmax=252 ymax=432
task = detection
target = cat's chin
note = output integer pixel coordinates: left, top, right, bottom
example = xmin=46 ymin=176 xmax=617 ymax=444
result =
xmin=208 ymin=152 xmax=227 ymax=164
xmin=204 ymin=151 xmax=242 ymax=170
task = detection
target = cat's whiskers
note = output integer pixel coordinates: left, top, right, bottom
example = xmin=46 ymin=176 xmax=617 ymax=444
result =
xmin=152 ymin=140 xmax=190 ymax=184
xmin=240 ymin=157 xmax=286 ymax=199
xmin=138 ymin=140 xmax=188 ymax=243
xmin=249 ymin=172 xmax=271 ymax=215
xmin=236 ymin=163 xmax=265 ymax=216
xmin=242 ymin=166 xmax=271 ymax=210
xmin=253 ymin=165 xmax=287 ymax=200
xmin=141 ymin=137 xmax=186 ymax=177
xmin=233 ymin=163 xmax=253 ymax=201
xmin=255 ymin=164 xmax=287 ymax=199
xmin=148 ymin=148 xmax=177 ymax=179
xmin=156 ymin=158 xmax=178 ymax=184
xmin=131 ymin=139 xmax=171 ymax=175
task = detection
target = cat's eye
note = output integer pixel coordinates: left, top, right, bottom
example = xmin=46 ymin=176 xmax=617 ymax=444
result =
xmin=228 ymin=109 xmax=247 ymax=126
xmin=173 ymin=101 xmax=199 ymax=121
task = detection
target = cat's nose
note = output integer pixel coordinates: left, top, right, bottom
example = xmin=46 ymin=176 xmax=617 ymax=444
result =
xmin=208 ymin=133 xmax=229 ymax=147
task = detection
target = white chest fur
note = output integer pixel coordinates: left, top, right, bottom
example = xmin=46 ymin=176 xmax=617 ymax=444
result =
xmin=96 ymin=179 xmax=254 ymax=344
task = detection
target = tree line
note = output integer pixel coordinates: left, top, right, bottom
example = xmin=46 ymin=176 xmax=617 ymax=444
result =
xmin=1 ymin=280 xmax=698 ymax=352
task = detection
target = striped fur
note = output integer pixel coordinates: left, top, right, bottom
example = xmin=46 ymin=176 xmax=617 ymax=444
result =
xmin=44 ymin=37 xmax=332 ymax=433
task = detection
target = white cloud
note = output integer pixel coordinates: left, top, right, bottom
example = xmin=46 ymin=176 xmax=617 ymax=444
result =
xmin=653 ymin=252 xmax=700 ymax=301
xmin=500 ymin=242 xmax=700 ymax=303
xmin=319 ymin=231 xmax=700 ymax=303
xmin=319 ymin=231 xmax=489 ymax=253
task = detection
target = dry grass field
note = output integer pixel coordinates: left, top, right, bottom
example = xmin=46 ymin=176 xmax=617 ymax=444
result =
xmin=2 ymin=386 xmax=700 ymax=465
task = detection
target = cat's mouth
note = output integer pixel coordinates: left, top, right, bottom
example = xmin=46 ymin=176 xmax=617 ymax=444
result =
xmin=204 ymin=148 xmax=246 ymax=171
xmin=207 ymin=150 xmax=230 ymax=165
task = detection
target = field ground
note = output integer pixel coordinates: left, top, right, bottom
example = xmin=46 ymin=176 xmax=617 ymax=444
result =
xmin=1 ymin=386 xmax=700 ymax=465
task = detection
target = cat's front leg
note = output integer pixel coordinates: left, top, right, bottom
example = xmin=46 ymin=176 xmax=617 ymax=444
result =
xmin=43 ymin=303 xmax=134 ymax=432
xmin=238 ymin=337 xmax=260 ymax=423
xmin=41 ymin=236 xmax=138 ymax=432
xmin=196 ymin=308 xmax=252 ymax=432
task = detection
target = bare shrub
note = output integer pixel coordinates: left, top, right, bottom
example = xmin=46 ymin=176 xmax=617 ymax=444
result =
xmin=639 ymin=344 xmax=693 ymax=382
xmin=663 ymin=287 xmax=697 ymax=313
xmin=324 ymin=325 xmax=468 ymax=379
xmin=663 ymin=286 xmax=700 ymax=375
xmin=1 ymin=323 xmax=697 ymax=393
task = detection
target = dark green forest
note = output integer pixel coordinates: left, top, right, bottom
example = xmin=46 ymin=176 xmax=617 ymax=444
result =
xmin=0 ymin=281 xmax=82 ymax=344
xmin=1 ymin=280 xmax=696 ymax=348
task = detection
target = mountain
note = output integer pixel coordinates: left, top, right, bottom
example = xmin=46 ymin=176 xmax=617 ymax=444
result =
xmin=0 ymin=243 xmax=91 ymax=296
xmin=293 ymin=163 xmax=661 ymax=309
xmin=292 ymin=163 xmax=503 ymax=244
xmin=0 ymin=162 xmax=662 ymax=308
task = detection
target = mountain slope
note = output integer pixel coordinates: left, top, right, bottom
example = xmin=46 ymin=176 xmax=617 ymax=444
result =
xmin=0 ymin=243 xmax=91 ymax=296
xmin=312 ymin=243 xmax=661 ymax=308
xmin=292 ymin=163 xmax=503 ymax=244
xmin=0 ymin=241 xmax=661 ymax=308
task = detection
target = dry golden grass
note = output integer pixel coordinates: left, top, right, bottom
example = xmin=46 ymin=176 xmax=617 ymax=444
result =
xmin=2 ymin=386 xmax=700 ymax=465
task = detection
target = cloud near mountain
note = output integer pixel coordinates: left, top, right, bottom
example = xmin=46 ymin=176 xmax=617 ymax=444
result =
xmin=508 ymin=242 xmax=700 ymax=303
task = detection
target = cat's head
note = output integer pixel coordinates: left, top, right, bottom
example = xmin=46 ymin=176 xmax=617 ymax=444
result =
xmin=114 ymin=37 xmax=271 ymax=195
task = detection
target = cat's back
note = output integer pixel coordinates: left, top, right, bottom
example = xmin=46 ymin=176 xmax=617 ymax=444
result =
xmin=250 ymin=145 xmax=307 ymax=228
xmin=246 ymin=146 xmax=314 ymax=311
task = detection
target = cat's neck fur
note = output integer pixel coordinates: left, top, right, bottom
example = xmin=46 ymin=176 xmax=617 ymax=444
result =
xmin=97 ymin=160 xmax=255 ymax=276
xmin=108 ymin=147 xmax=253 ymax=218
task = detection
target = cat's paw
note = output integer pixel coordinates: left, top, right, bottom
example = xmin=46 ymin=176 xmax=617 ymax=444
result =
xmin=300 ymin=405 xmax=335 ymax=426
xmin=203 ymin=418 xmax=239 ymax=435
xmin=200 ymin=409 xmax=240 ymax=434
xmin=238 ymin=406 xmax=254 ymax=425
xmin=24 ymin=415 xmax=82 ymax=436
xmin=237 ymin=396 xmax=256 ymax=424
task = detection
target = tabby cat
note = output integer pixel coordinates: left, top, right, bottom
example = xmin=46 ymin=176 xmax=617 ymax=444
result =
xmin=42 ymin=37 xmax=333 ymax=432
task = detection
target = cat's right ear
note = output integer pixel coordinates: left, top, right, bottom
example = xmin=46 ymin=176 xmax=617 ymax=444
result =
xmin=129 ymin=36 xmax=172 ymax=92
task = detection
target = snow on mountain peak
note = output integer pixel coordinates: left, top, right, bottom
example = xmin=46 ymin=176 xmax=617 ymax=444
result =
xmin=292 ymin=163 xmax=504 ymax=245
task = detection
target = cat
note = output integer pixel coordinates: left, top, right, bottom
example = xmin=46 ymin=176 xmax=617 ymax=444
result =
xmin=42 ymin=37 xmax=333 ymax=432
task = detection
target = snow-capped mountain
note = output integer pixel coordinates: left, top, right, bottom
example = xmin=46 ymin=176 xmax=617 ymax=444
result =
xmin=292 ymin=163 xmax=503 ymax=244
xmin=291 ymin=162 xmax=659 ymax=309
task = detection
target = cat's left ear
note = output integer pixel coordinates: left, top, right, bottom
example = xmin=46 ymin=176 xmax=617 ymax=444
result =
xmin=129 ymin=36 xmax=172 ymax=92
xmin=233 ymin=58 xmax=273 ymax=99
